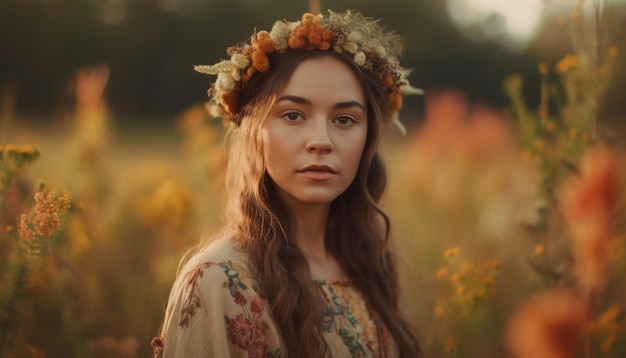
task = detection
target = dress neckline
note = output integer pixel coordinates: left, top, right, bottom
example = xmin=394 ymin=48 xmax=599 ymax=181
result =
xmin=312 ymin=278 xmax=353 ymax=286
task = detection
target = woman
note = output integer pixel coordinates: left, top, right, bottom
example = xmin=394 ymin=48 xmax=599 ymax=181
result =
xmin=153 ymin=10 xmax=423 ymax=357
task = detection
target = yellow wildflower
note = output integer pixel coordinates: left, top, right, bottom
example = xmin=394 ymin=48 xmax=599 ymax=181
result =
xmin=6 ymin=225 xmax=13 ymax=232
xmin=546 ymin=120 xmax=556 ymax=132
xmin=597 ymin=305 xmax=620 ymax=328
xmin=608 ymin=46 xmax=618 ymax=58
xmin=456 ymin=285 xmax=466 ymax=295
xmin=435 ymin=267 xmax=448 ymax=280
xmin=443 ymin=247 xmax=460 ymax=259
xmin=534 ymin=244 xmax=545 ymax=256
xmin=556 ymin=54 xmax=578 ymax=73
xmin=450 ymin=273 xmax=461 ymax=283
xmin=568 ymin=128 xmax=578 ymax=139
xmin=484 ymin=276 xmax=495 ymax=286
xmin=456 ymin=285 xmax=467 ymax=296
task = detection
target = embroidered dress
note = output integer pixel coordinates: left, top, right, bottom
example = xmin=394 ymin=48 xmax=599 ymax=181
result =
xmin=152 ymin=238 xmax=398 ymax=357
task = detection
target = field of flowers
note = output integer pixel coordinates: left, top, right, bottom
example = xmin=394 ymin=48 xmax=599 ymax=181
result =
xmin=1 ymin=5 xmax=625 ymax=358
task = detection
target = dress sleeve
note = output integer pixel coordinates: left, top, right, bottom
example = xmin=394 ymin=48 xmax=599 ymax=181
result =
xmin=154 ymin=260 xmax=282 ymax=358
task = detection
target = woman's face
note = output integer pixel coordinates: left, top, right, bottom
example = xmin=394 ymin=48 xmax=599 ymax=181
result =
xmin=261 ymin=56 xmax=368 ymax=207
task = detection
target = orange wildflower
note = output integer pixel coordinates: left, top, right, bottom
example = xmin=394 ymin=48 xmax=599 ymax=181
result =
xmin=561 ymin=144 xmax=619 ymax=293
xmin=251 ymin=50 xmax=270 ymax=72
xmin=506 ymin=291 xmax=587 ymax=358
xmin=307 ymin=31 xmax=322 ymax=46
xmin=253 ymin=31 xmax=276 ymax=53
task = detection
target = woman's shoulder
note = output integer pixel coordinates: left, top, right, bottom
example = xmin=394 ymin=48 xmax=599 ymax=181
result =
xmin=185 ymin=237 xmax=247 ymax=267
xmin=155 ymin=237 xmax=282 ymax=358
xmin=172 ymin=237 xmax=254 ymax=294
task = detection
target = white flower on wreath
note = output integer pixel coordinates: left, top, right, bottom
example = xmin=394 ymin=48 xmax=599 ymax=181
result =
xmin=344 ymin=42 xmax=358 ymax=54
xmin=270 ymin=21 xmax=291 ymax=51
xmin=216 ymin=72 xmax=235 ymax=92
xmin=354 ymin=52 xmax=366 ymax=66
xmin=231 ymin=53 xmax=249 ymax=68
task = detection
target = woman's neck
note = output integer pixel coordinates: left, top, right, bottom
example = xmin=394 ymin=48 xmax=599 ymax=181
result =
xmin=284 ymin=200 xmax=347 ymax=280
xmin=289 ymin=201 xmax=329 ymax=259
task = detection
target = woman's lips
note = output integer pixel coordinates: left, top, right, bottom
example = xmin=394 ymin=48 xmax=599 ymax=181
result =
xmin=297 ymin=165 xmax=338 ymax=180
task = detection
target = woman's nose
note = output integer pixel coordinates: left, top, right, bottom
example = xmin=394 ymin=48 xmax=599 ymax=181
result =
xmin=306 ymin=119 xmax=333 ymax=154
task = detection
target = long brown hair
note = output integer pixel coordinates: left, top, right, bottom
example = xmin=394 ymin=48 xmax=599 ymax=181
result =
xmin=217 ymin=50 xmax=422 ymax=357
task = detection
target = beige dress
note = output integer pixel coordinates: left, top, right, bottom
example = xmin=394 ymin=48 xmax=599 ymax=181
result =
xmin=152 ymin=238 xmax=398 ymax=357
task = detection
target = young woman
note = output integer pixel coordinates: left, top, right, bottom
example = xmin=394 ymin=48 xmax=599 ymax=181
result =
xmin=152 ymin=10 xmax=423 ymax=358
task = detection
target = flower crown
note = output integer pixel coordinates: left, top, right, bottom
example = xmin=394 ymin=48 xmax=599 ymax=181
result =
xmin=194 ymin=10 xmax=422 ymax=133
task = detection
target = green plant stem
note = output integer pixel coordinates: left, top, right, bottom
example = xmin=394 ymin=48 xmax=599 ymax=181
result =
xmin=0 ymin=259 xmax=27 ymax=354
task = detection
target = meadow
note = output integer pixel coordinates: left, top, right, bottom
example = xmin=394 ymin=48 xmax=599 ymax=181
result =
xmin=1 ymin=4 xmax=626 ymax=358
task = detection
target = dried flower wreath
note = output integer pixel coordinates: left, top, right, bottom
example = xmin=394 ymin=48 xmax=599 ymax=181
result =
xmin=195 ymin=10 xmax=422 ymax=133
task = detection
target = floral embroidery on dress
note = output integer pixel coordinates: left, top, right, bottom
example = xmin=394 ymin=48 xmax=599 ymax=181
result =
xmin=176 ymin=260 xmax=280 ymax=358
xmin=179 ymin=262 xmax=215 ymax=327
xmin=316 ymin=279 xmax=394 ymax=357
xmin=150 ymin=336 xmax=163 ymax=358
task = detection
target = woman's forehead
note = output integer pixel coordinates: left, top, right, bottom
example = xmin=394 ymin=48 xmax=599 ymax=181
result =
xmin=277 ymin=56 xmax=366 ymax=105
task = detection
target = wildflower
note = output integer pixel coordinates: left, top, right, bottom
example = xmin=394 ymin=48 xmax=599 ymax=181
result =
xmin=555 ymin=54 xmax=578 ymax=74
xmin=353 ymin=52 xmax=366 ymax=66
xmin=32 ymin=191 xmax=71 ymax=237
xmin=251 ymin=50 xmax=270 ymax=72
xmin=456 ymin=285 xmax=466 ymax=295
xmin=252 ymin=31 xmax=275 ymax=53
xmin=506 ymin=291 xmax=587 ymax=358
xmin=534 ymin=244 xmax=545 ymax=256
xmin=601 ymin=334 xmax=616 ymax=355
xmin=608 ymin=46 xmax=618 ymax=58
xmin=443 ymin=247 xmax=460 ymax=259
xmin=561 ymin=145 xmax=619 ymax=293
xmin=435 ymin=267 xmax=448 ymax=280
xmin=230 ymin=53 xmax=250 ymax=69
xmin=546 ymin=120 xmax=556 ymax=132
xmin=538 ymin=62 xmax=548 ymax=74
xmin=450 ymin=273 xmax=461 ymax=283
xmin=568 ymin=128 xmax=578 ymax=139
xmin=484 ymin=276 xmax=494 ymax=286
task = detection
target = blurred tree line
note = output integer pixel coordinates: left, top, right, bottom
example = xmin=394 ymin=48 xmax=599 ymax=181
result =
xmin=0 ymin=0 xmax=625 ymax=124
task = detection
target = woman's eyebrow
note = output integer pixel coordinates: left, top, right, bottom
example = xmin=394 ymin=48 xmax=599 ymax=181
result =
xmin=276 ymin=95 xmax=365 ymax=111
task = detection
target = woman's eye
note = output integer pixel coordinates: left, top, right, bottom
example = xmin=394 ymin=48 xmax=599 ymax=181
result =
xmin=334 ymin=116 xmax=357 ymax=126
xmin=282 ymin=111 xmax=303 ymax=121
